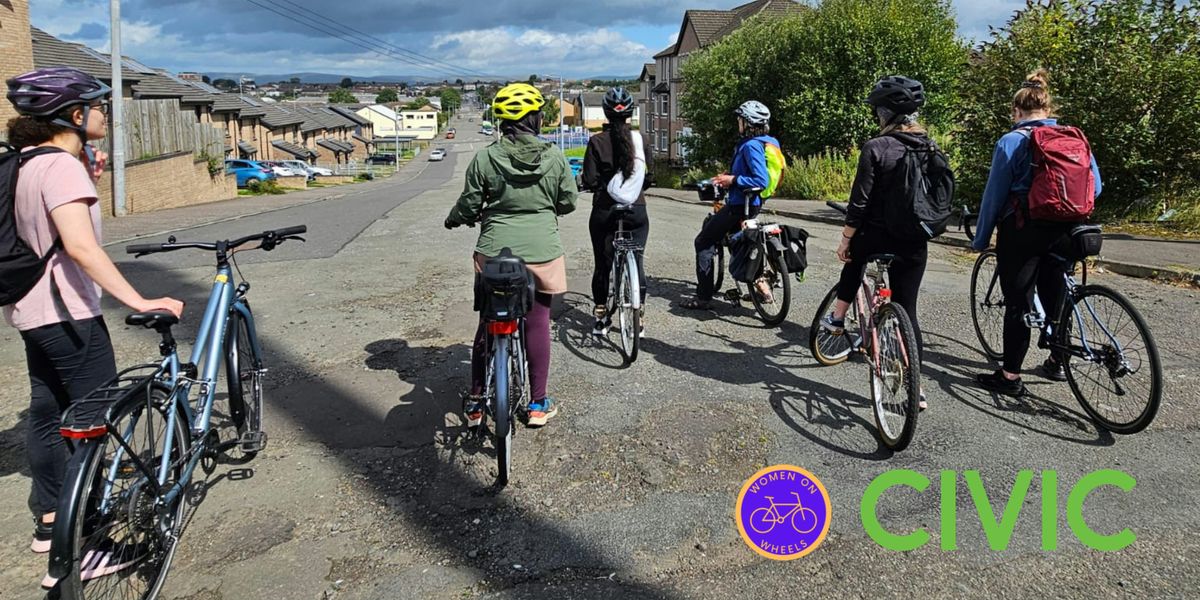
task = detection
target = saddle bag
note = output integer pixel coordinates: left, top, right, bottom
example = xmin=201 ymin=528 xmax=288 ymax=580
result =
xmin=1067 ymin=224 xmax=1103 ymax=260
xmin=474 ymin=251 xmax=535 ymax=321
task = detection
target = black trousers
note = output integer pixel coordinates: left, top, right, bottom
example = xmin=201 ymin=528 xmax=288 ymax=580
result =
xmin=21 ymin=316 xmax=117 ymax=516
xmin=694 ymin=203 xmax=760 ymax=300
xmin=995 ymin=215 xmax=1073 ymax=373
xmin=835 ymin=229 xmax=929 ymax=353
xmin=590 ymin=204 xmax=650 ymax=307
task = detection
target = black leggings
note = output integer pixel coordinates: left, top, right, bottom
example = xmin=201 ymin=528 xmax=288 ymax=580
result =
xmin=21 ymin=317 xmax=117 ymax=516
xmin=996 ymin=215 xmax=1072 ymax=374
xmin=695 ymin=203 xmax=759 ymax=300
xmin=589 ymin=204 xmax=650 ymax=307
xmin=835 ymin=230 xmax=928 ymax=353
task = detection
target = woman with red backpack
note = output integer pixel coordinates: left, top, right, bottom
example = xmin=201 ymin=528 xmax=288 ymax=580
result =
xmin=970 ymin=69 xmax=1103 ymax=397
xmin=4 ymin=67 xmax=182 ymax=583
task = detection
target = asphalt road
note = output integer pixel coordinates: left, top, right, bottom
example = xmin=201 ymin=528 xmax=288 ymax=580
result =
xmin=1 ymin=116 xmax=1197 ymax=599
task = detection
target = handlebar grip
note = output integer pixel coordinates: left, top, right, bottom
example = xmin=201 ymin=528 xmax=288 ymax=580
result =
xmin=826 ymin=201 xmax=848 ymax=214
xmin=126 ymin=243 xmax=162 ymax=255
xmin=274 ymin=225 xmax=307 ymax=237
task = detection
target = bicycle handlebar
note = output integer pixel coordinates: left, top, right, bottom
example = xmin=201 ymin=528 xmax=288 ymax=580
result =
xmin=827 ymin=201 xmax=848 ymax=215
xmin=960 ymin=205 xmax=977 ymax=241
xmin=126 ymin=225 xmax=308 ymax=257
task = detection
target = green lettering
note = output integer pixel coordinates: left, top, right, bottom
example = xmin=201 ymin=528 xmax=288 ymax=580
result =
xmin=940 ymin=470 xmax=956 ymax=551
xmin=861 ymin=470 xmax=930 ymax=551
xmin=965 ymin=470 xmax=1033 ymax=551
xmin=1067 ymin=470 xmax=1136 ymax=552
xmin=1042 ymin=471 xmax=1058 ymax=551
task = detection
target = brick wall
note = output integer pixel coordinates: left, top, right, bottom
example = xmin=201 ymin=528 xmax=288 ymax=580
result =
xmin=96 ymin=151 xmax=237 ymax=216
xmin=0 ymin=0 xmax=34 ymax=133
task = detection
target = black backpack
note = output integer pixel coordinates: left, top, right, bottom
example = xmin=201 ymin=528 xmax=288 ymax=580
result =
xmin=885 ymin=133 xmax=954 ymax=241
xmin=0 ymin=143 xmax=66 ymax=306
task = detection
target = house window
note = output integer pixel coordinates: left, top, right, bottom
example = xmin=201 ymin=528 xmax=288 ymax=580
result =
xmin=659 ymin=95 xmax=668 ymax=116
xmin=658 ymin=130 xmax=668 ymax=152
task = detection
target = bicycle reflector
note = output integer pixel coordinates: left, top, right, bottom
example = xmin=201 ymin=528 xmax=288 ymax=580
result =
xmin=60 ymin=425 xmax=107 ymax=440
xmin=488 ymin=320 xmax=519 ymax=335
xmin=879 ymin=289 xmax=893 ymax=299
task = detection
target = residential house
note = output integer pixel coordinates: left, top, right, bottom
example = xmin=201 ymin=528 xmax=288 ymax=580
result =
xmin=328 ymin=106 xmax=375 ymax=160
xmin=573 ymin=92 xmax=641 ymax=130
xmin=261 ymin=104 xmax=313 ymax=163
xmin=356 ymin=104 xmax=402 ymax=137
xmin=400 ymin=105 xmax=439 ymax=141
xmin=648 ymin=0 xmax=805 ymax=164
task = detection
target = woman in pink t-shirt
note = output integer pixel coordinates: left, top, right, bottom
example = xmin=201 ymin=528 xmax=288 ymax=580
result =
xmin=5 ymin=68 xmax=182 ymax=577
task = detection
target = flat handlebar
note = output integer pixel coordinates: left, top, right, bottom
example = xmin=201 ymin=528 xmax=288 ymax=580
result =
xmin=126 ymin=225 xmax=308 ymax=257
xmin=827 ymin=200 xmax=848 ymax=215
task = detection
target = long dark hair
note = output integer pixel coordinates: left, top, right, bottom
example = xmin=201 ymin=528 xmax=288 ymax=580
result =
xmin=607 ymin=114 xmax=635 ymax=179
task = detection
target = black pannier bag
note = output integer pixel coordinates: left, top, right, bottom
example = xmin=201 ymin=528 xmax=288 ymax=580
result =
xmin=474 ymin=249 xmax=535 ymax=321
xmin=779 ymin=225 xmax=809 ymax=275
xmin=728 ymin=229 xmax=765 ymax=283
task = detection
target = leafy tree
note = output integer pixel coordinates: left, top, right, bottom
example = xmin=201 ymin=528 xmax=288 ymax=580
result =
xmin=289 ymin=77 xmax=301 ymax=85
xmin=328 ymin=88 xmax=357 ymax=103
xmin=957 ymin=0 xmax=1200 ymax=219
xmin=376 ymin=88 xmax=400 ymax=104
xmin=403 ymin=97 xmax=431 ymax=110
xmin=455 ymin=78 xmax=464 ymax=86
xmin=439 ymin=88 xmax=462 ymax=113
xmin=541 ymin=96 xmax=560 ymax=127
xmin=339 ymin=77 xmax=354 ymax=89
xmin=212 ymin=78 xmax=237 ymax=90
xmin=528 ymin=74 xmax=540 ymax=84
xmin=201 ymin=75 xmax=212 ymax=84
xmin=679 ymin=0 xmax=965 ymax=166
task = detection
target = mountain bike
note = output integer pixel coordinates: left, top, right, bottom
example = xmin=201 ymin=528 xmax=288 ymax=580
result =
xmin=47 ymin=226 xmax=306 ymax=599
xmin=962 ymin=208 xmax=1162 ymax=433
xmin=602 ymin=204 xmax=643 ymax=364
xmin=810 ymin=202 xmax=920 ymax=451
xmin=474 ymin=248 xmax=532 ymax=486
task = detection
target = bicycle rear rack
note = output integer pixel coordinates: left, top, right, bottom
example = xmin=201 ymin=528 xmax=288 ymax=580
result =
xmin=59 ymin=364 xmax=164 ymax=440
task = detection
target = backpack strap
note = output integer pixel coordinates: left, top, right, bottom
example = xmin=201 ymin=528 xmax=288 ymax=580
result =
xmin=17 ymin=146 xmax=70 ymax=260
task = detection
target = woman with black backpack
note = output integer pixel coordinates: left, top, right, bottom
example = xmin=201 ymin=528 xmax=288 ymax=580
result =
xmin=820 ymin=76 xmax=938 ymax=410
xmin=971 ymin=69 xmax=1103 ymax=397
xmin=4 ymin=67 xmax=182 ymax=584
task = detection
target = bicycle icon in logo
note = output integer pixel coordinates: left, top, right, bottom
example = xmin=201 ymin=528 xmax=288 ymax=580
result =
xmin=748 ymin=492 xmax=819 ymax=535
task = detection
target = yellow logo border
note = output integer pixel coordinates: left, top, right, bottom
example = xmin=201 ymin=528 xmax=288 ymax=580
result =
xmin=734 ymin=464 xmax=832 ymax=561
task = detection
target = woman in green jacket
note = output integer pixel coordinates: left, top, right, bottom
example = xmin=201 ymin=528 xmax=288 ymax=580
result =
xmin=445 ymin=83 xmax=577 ymax=428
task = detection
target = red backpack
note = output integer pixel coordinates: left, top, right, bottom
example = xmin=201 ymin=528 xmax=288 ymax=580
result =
xmin=1017 ymin=125 xmax=1096 ymax=223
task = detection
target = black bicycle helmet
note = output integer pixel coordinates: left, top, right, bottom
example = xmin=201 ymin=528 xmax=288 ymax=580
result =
xmin=603 ymin=86 xmax=635 ymax=117
xmin=865 ymin=76 xmax=925 ymax=115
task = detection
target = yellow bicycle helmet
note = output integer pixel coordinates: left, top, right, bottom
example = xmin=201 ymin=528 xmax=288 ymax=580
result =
xmin=491 ymin=83 xmax=545 ymax=121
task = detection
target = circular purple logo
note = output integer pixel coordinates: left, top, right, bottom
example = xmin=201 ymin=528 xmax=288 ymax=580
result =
xmin=735 ymin=465 xmax=831 ymax=560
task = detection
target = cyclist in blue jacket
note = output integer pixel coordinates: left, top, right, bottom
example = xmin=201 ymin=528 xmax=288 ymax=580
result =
xmin=682 ymin=100 xmax=780 ymax=310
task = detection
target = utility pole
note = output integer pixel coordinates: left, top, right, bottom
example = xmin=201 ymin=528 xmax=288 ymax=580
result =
xmin=393 ymin=111 xmax=399 ymax=173
xmin=110 ymin=0 xmax=126 ymax=216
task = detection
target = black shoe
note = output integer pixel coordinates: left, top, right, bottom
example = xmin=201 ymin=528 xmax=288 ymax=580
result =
xmin=1038 ymin=358 xmax=1068 ymax=382
xmin=975 ymin=370 xmax=1026 ymax=397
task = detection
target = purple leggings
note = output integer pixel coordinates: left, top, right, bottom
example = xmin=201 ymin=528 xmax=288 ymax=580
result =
xmin=471 ymin=292 xmax=553 ymax=402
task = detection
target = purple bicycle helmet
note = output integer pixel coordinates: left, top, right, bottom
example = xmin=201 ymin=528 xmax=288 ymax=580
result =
xmin=6 ymin=67 xmax=111 ymax=118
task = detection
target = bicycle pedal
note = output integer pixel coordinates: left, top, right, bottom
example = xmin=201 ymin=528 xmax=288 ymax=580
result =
xmin=239 ymin=431 xmax=267 ymax=453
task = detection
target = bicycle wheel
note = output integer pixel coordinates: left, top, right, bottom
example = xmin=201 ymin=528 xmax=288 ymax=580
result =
xmin=1059 ymin=285 xmax=1162 ymax=434
xmin=870 ymin=303 xmax=921 ymax=451
xmin=617 ymin=252 xmax=640 ymax=364
xmin=750 ymin=245 xmax=790 ymax=326
xmin=224 ymin=306 xmax=264 ymax=457
xmin=970 ymin=251 xmax=1005 ymax=361
xmin=809 ymin=285 xmax=855 ymax=366
xmin=57 ymin=384 xmax=189 ymax=600
xmin=491 ymin=335 xmax=513 ymax=486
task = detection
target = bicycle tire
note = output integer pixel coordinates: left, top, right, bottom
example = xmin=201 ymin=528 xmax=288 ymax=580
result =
xmin=492 ymin=336 xmax=513 ymax=486
xmin=870 ymin=303 xmax=921 ymax=451
xmin=57 ymin=384 xmax=189 ymax=600
xmin=751 ymin=244 xmax=790 ymax=326
xmin=1060 ymin=285 xmax=1162 ymax=434
xmin=617 ymin=252 xmax=640 ymax=364
xmin=809 ymin=285 xmax=855 ymax=366
xmin=970 ymin=251 xmax=1005 ymax=361
xmin=224 ymin=307 xmax=264 ymax=458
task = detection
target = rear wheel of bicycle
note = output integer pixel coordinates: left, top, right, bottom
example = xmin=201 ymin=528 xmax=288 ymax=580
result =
xmin=809 ymin=285 xmax=855 ymax=366
xmin=1060 ymin=285 xmax=1162 ymax=434
xmin=492 ymin=336 xmax=514 ymax=486
xmin=57 ymin=384 xmax=189 ymax=600
xmin=751 ymin=247 xmax=790 ymax=326
xmin=870 ymin=303 xmax=921 ymax=451
xmin=970 ymin=251 xmax=1005 ymax=361
xmin=617 ymin=253 xmax=640 ymax=364
xmin=224 ymin=308 xmax=264 ymax=458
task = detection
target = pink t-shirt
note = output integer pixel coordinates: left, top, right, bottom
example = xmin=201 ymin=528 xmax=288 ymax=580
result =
xmin=3 ymin=149 xmax=103 ymax=331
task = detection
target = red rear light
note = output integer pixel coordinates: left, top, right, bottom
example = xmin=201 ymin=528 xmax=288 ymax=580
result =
xmin=60 ymin=426 xmax=107 ymax=440
xmin=488 ymin=320 xmax=519 ymax=335
xmin=879 ymin=289 xmax=893 ymax=299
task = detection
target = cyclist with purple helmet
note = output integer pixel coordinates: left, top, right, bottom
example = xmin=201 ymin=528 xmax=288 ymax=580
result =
xmin=5 ymin=67 xmax=182 ymax=586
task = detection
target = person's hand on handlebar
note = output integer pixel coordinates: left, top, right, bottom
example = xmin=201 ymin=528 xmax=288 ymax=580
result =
xmin=712 ymin=173 xmax=735 ymax=188
xmin=134 ymin=297 xmax=184 ymax=318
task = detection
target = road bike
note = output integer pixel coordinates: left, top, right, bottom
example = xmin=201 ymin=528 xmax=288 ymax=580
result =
xmin=748 ymin=492 xmax=818 ymax=535
xmin=601 ymin=204 xmax=644 ymax=364
xmin=963 ymin=208 xmax=1162 ymax=433
xmin=48 ymin=226 xmax=306 ymax=599
xmin=810 ymin=202 xmax=920 ymax=451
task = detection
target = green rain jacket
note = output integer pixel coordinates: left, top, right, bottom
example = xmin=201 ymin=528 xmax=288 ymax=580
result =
xmin=446 ymin=134 xmax=578 ymax=263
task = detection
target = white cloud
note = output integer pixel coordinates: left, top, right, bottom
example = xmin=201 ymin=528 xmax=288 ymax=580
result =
xmin=433 ymin=28 xmax=652 ymax=77
xmin=668 ymin=32 xmax=679 ymax=46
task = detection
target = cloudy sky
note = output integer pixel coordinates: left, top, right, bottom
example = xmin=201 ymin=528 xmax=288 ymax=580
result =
xmin=31 ymin=0 xmax=1025 ymax=79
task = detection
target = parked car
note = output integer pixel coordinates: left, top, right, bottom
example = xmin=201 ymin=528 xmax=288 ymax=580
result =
xmin=366 ymin=154 xmax=397 ymax=165
xmin=279 ymin=160 xmax=333 ymax=180
xmin=428 ymin=148 xmax=447 ymax=161
xmin=225 ymin=159 xmax=276 ymax=188
xmin=446 ymin=131 xmax=455 ymax=139
xmin=259 ymin=161 xmax=299 ymax=177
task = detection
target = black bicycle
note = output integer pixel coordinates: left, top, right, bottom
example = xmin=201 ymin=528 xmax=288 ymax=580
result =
xmin=963 ymin=208 xmax=1162 ymax=433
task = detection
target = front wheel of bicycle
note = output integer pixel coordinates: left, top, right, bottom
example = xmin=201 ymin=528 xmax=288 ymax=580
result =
xmin=750 ymin=247 xmax=790 ymax=326
xmin=224 ymin=307 xmax=264 ymax=458
xmin=970 ymin=251 xmax=1005 ymax=361
xmin=870 ymin=303 xmax=921 ymax=451
xmin=57 ymin=383 xmax=189 ymax=600
xmin=1060 ymin=285 xmax=1162 ymax=434
xmin=809 ymin=285 xmax=855 ymax=366
xmin=617 ymin=252 xmax=640 ymax=364
xmin=491 ymin=335 xmax=513 ymax=486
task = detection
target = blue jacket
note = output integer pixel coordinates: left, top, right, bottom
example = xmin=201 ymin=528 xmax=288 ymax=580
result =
xmin=971 ymin=119 xmax=1103 ymax=251
xmin=727 ymin=135 xmax=779 ymax=207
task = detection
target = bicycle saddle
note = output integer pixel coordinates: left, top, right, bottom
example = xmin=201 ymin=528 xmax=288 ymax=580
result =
xmin=125 ymin=312 xmax=179 ymax=330
xmin=612 ymin=203 xmax=635 ymax=213
xmin=866 ymin=253 xmax=897 ymax=264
